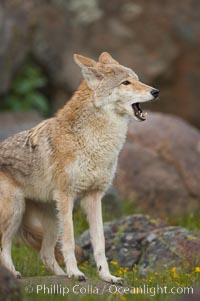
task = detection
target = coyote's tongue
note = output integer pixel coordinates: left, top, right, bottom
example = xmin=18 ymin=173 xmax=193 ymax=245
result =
xmin=132 ymin=103 xmax=147 ymax=121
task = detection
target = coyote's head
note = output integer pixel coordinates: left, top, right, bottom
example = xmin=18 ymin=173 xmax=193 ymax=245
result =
xmin=74 ymin=52 xmax=159 ymax=121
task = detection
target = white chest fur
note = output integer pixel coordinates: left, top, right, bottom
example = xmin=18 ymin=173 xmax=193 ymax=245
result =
xmin=66 ymin=112 xmax=128 ymax=196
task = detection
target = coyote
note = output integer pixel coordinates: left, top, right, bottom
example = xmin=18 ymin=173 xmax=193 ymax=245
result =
xmin=0 ymin=52 xmax=159 ymax=283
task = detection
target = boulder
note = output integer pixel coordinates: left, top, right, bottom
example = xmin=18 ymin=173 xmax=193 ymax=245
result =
xmin=0 ymin=264 xmax=22 ymax=301
xmin=77 ymin=214 xmax=200 ymax=273
xmin=115 ymin=112 xmax=200 ymax=217
xmin=175 ymin=290 xmax=200 ymax=301
xmin=139 ymin=226 xmax=200 ymax=275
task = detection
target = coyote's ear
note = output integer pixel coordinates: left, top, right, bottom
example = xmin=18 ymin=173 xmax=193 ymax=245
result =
xmin=74 ymin=54 xmax=103 ymax=89
xmin=74 ymin=54 xmax=97 ymax=68
xmin=99 ymin=52 xmax=119 ymax=65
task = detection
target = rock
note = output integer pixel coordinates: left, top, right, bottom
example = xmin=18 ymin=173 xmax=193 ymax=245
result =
xmin=18 ymin=275 xmax=113 ymax=295
xmin=0 ymin=0 xmax=200 ymax=126
xmin=77 ymin=214 xmax=164 ymax=267
xmin=0 ymin=264 xmax=22 ymax=301
xmin=77 ymin=214 xmax=200 ymax=273
xmin=175 ymin=290 xmax=200 ymax=301
xmin=0 ymin=112 xmax=42 ymax=141
xmin=115 ymin=112 xmax=200 ymax=217
xmin=139 ymin=226 xmax=200 ymax=275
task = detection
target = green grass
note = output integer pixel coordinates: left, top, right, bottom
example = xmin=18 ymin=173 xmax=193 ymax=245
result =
xmin=10 ymin=203 xmax=200 ymax=301
xmin=170 ymin=213 xmax=200 ymax=234
xmin=18 ymin=258 xmax=200 ymax=301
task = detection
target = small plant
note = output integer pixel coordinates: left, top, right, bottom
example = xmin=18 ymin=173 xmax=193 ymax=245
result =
xmin=0 ymin=61 xmax=49 ymax=116
xmin=170 ymin=213 xmax=200 ymax=234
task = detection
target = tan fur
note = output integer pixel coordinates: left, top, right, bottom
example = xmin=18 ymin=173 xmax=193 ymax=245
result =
xmin=17 ymin=201 xmax=83 ymax=265
xmin=0 ymin=52 xmax=158 ymax=282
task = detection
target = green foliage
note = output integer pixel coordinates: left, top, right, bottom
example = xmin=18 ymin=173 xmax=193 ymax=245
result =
xmin=0 ymin=61 xmax=49 ymax=116
xmin=170 ymin=213 xmax=200 ymax=234
xmin=12 ymin=243 xmax=51 ymax=277
xmin=73 ymin=206 xmax=89 ymax=237
xmin=19 ymin=257 xmax=200 ymax=301
xmin=11 ymin=203 xmax=200 ymax=301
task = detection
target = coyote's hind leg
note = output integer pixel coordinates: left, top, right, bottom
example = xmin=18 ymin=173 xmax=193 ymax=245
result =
xmin=39 ymin=204 xmax=66 ymax=276
xmin=0 ymin=172 xmax=25 ymax=278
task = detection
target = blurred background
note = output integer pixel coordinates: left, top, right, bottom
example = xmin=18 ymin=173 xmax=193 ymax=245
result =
xmin=0 ymin=0 xmax=200 ymax=219
xmin=0 ymin=0 xmax=200 ymax=124
xmin=0 ymin=2 xmax=200 ymax=292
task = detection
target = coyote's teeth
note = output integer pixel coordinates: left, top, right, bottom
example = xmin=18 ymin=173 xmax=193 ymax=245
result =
xmin=132 ymin=102 xmax=147 ymax=121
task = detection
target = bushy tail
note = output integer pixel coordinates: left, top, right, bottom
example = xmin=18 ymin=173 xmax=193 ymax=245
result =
xmin=17 ymin=224 xmax=65 ymax=264
xmin=17 ymin=201 xmax=83 ymax=264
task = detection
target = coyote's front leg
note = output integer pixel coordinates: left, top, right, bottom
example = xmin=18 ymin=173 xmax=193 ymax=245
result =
xmin=56 ymin=193 xmax=86 ymax=281
xmin=81 ymin=192 xmax=123 ymax=284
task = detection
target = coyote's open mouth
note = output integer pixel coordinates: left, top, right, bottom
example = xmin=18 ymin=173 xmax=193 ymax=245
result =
xmin=132 ymin=103 xmax=147 ymax=121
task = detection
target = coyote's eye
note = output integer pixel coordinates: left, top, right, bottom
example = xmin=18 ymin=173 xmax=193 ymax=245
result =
xmin=122 ymin=80 xmax=131 ymax=85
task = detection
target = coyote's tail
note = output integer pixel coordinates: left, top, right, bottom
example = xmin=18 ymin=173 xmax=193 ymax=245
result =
xmin=17 ymin=201 xmax=83 ymax=264
xmin=17 ymin=224 xmax=65 ymax=264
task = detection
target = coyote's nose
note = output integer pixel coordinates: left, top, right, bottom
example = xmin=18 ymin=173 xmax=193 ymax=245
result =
xmin=151 ymin=89 xmax=160 ymax=98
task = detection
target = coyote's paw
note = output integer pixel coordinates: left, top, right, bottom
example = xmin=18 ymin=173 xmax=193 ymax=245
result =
xmin=67 ymin=270 xmax=87 ymax=281
xmin=14 ymin=271 xmax=22 ymax=279
xmin=100 ymin=273 xmax=124 ymax=285
xmin=77 ymin=274 xmax=87 ymax=282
